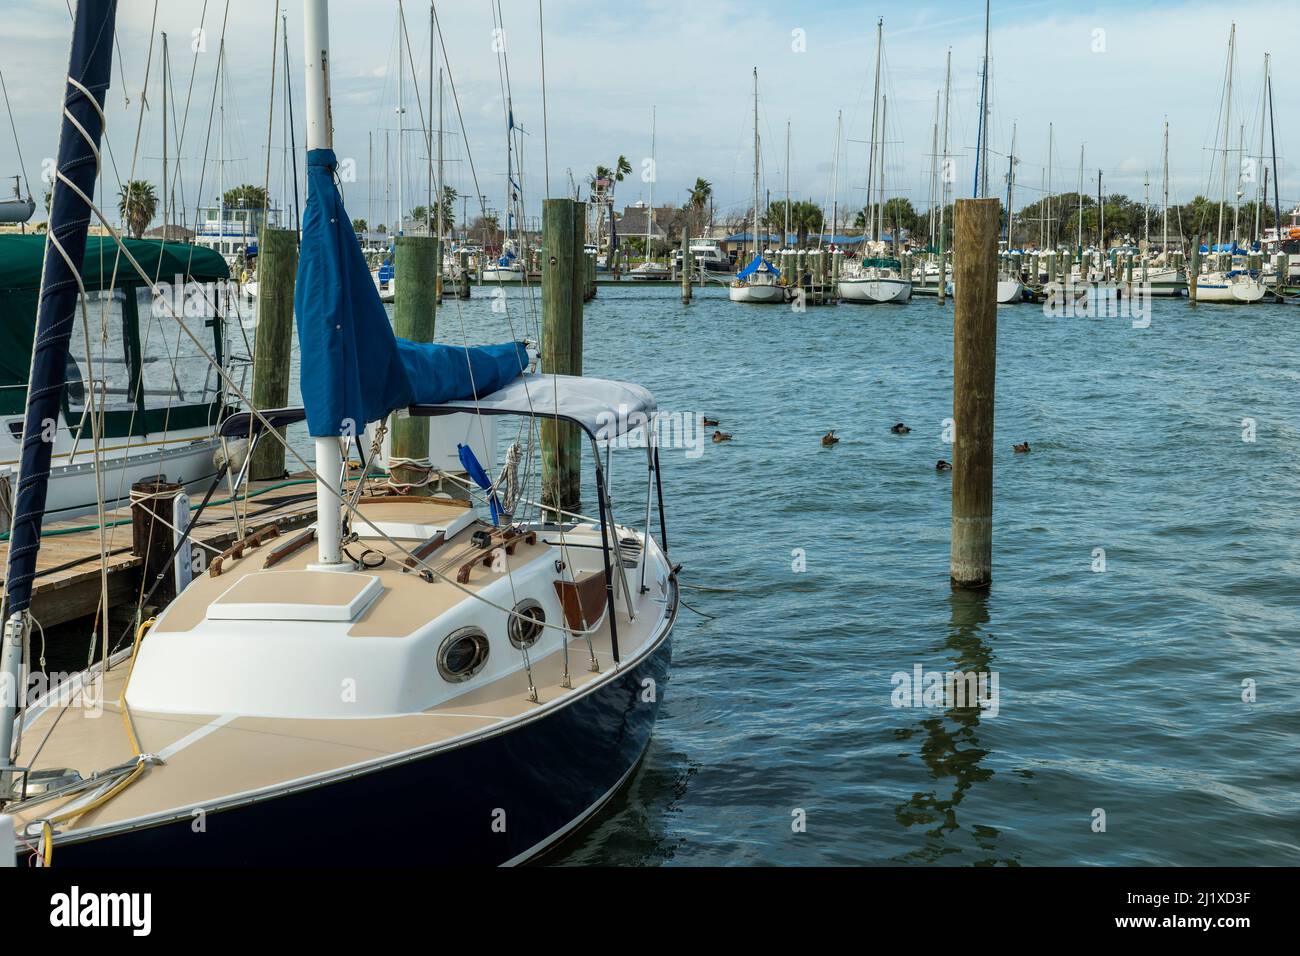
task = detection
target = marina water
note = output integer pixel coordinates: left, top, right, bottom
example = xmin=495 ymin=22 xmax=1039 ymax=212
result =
xmin=276 ymin=284 xmax=1299 ymax=864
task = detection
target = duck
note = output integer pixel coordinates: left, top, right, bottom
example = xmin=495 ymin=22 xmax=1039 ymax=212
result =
xmin=821 ymin=431 xmax=839 ymax=447
xmin=936 ymin=459 xmax=952 ymax=471
xmin=712 ymin=431 xmax=733 ymax=443
xmin=1012 ymin=442 xmax=1031 ymax=453
xmin=702 ymin=417 xmax=720 ymax=427
xmin=890 ymin=422 xmax=911 ymax=434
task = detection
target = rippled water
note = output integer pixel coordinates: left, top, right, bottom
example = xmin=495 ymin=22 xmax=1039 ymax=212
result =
xmin=294 ymin=282 xmax=1299 ymax=865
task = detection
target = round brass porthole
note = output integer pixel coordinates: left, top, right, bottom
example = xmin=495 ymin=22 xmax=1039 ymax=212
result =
xmin=437 ymin=627 xmax=490 ymax=683
xmin=508 ymin=600 xmax=545 ymax=650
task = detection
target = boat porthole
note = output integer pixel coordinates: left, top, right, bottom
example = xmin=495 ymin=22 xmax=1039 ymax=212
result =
xmin=437 ymin=627 xmax=490 ymax=683
xmin=508 ymin=599 xmax=545 ymax=650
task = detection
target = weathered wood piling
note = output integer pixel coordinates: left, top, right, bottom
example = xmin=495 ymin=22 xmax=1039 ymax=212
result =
xmin=249 ymin=227 xmax=297 ymax=480
xmin=541 ymin=198 xmax=582 ymax=517
xmin=390 ymin=236 xmax=438 ymax=490
xmin=950 ymin=198 xmax=999 ymax=590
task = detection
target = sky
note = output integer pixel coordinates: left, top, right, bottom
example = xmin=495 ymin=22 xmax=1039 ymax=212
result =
xmin=1 ymin=0 xmax=1296 ymax=233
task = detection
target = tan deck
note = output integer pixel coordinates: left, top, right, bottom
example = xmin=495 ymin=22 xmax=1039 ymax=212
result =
xmin=0 ymin=477 xmax=320 ymax=627
xmin=7 ymin=496 xmax=670 ymax=845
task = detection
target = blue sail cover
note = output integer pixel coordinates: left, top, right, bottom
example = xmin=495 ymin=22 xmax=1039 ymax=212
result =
xmin=296 ymin=148 xmax=526 ymax=435
xmin=736 ymin=254 xmax=779 ymax=281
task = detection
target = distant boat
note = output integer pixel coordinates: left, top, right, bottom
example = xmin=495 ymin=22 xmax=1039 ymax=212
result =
xmin=841 ymin=257 xmax=912 ymax=304
xmin=730 ymin=69 xmax=785 ymax=305
xmin=0 ymin=176 xmax=34 ymax=224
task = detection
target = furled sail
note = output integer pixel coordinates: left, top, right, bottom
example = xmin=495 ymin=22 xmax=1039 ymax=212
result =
xmin=295 ymin=147 xmax=526 ymax=437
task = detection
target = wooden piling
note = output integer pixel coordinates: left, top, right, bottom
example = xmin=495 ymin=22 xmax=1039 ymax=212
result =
xmin=249 ymin=227 xmax=298 ymax=480
xmin=457 ymin=250 xmax=471 ymax=298
xmin=131 ymin=479 xmax=183 ymax=604
xmin=950 ymin=198 xmax=999 ymax=590
xmin=567 ymin=203 xmax=587 ymax=508
xmin=680 ymin=228 xmax=692 ymax=304
xmin=541 ymin=199 xmax=579 ymax=518
xmin=389 ymin=236 xmax=439 ymax=490
xmin=1189 ymin=246 xmax=1200 ymax=304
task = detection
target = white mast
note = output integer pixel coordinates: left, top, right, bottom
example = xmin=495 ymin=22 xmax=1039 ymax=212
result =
xmin=866 ymin=19 xmax=882 ymax=242
xmin=828 ymin=109 xmax=841 ymax=248
xmin=1046 ymin=122 xmax=1053 ymax=249
xmin=218 ymin=40 xmax=224 ymax=257
xmin=878 ymin=95 xmax=887 ymax=246
xmin=1254 ymin=54 xmax=1268 ymax=243
xmin=938 ymin=49 xmax=951 ymax=262
xmin=646 ymin=106 xmax=655 ymax=265
xmin=751 ymin=67 xmax=759 ymax=262
xmin=1162 ymin=120 xmax=1169 ymax=252
xmin=1077 ymin=144 xmax=1084 ymax=256
xmin=1216 ymin=23 xmax=1235 ymax=252
xmin=437 ymin=68 xmax=444 ymax=254
xmin=396 ymin=1 xmax=405 ymax=237
xmin=784 ymin=119 xmax=791 ymax=248
xmin=304 ymin=0 xmax=343 ymax=567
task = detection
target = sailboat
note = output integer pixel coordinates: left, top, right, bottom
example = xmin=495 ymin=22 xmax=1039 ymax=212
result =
xmin=1197 ymin=24 xmax=1265 ymax=304
xmin=729 ymin=68 xmax=784 ymax=304
xmin=2 ymin=0 xmax=677 ymax=867
xmin=629 ymin=108 xmax=670 ymax=281
xmin=0 ymin=176 xmax=34 ymax=224
xmin=839 ymin=20 xmax=912 ymax=305
xmin=481 ymin=96 xmax=527 ymax=283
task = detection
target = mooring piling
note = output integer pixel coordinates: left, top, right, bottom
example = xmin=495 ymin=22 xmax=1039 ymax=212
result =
xmin=249 ymin=227 xmax=297 ymax=480
xmin=389 ymin=235 xmax=438 ymax=490
xmin=950 ymin=198 xmax=999 ymax=590
xmin=541 ymin=198 xmax=581 ymax=517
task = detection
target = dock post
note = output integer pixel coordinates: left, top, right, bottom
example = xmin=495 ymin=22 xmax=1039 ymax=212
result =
xmin=950 ymin=198 xmax=999 ymax=590
xmin=131 ymin=479 xmax=183 ymax=605
xmin=1189 ymin=246 xmax=1200 ymax=304
xmin=1277 ymin=253 xmax=1288 ymax=296
xmin=389 ymin=236 xmax=438 ymax=491
xmin=457 ymin=250 xmax=471 ymax=298
xmin=541 ymin=199 xmax=578 ymax=518
xmin=249 ymin=227 xmax=298 ymax=480
xmin=680 ymin=228 xmax=692 ymax=304
xmin=567 ymin=203 xmax=587 ymax=508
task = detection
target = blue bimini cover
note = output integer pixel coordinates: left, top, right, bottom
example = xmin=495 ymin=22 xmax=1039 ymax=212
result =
xmin=736 ymin=254 xmax=780 ymax=281
xmin=297 ymin=148 xmax=414 ymax=436
xmin=396 ymin=339 xmax=529 ymax=406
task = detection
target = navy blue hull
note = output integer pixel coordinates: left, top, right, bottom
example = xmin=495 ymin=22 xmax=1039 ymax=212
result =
xmin=46 ymin=637 xmax=671 ymax=866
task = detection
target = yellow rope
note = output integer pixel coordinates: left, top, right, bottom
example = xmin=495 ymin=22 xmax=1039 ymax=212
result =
xmin=38 ymin=616 xmax=156 ymax=865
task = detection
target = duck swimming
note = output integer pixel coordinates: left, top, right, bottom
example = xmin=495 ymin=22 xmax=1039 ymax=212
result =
xmin=703 ymin=417 xmax=720 ymax=427
xmin=1013 ymin=442 xmax=1031 ymax=453
xmin=821 ymin=430 xmax=839 ymax=447
xmin=712 ymin=431 xmax=733 ymax=443
xmin=891 ymin=423 xmax=911 ymax=434
xmin=936 ymin=459 xmax=952 ymax=471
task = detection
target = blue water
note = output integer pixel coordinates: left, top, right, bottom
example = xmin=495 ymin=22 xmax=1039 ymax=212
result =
xmin=351 ymin=284 xmax=1300 ymax=865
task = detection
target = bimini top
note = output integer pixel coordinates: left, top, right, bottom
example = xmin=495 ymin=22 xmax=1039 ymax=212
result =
xmin=411 ymin=373 xmax=657 ymax=440
xmin=220 ymin=373 xmax=657 ymax=442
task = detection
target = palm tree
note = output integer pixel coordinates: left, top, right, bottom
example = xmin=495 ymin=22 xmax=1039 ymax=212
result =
xmin=433 ymin=185 xmax=458 ymax=235
xmin=117 ymin=180 xmax=158 ymax=238
xmin=764 ymin=200 xmax=823 ymax=248
xmin=686 ymin=178 xmax=712 ymax=234
xmin=222 ymin=184 xmax=269 ymax=209
xmin=589 ymin=155 xmax=633 ymax=195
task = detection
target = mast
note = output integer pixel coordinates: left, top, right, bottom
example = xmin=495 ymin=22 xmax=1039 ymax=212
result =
xmin=1254 ymin=54 xmax=1268 ymax=243
xmin=1216 ymin=23 xmax=1235 ymax=253
xmin=878 ymin=95 xmax=888 ymax=248
xmin=1046 ymin=123 xmax=1053 ymax=248
xmin=427 ymin=3 xmax=433 ymax=237
xmin=437 ymin=68 xmax=444 ymax=256
xmin=218 ymin=40 xmax=225 ymax=256
xmin=828 ymin=109 xmax=841 ymax=248
xmin=1267 ymin=58 xmax=1282 ymax=242
xmin=1 ymin=0 xmax=119 ymax=777
xmin=752 ymin=67 xmax=759 ymax=262
xmin=645 ymin=106 xmax=655 ymax=264
xmin=1004 ymin=121 xmax=1016 ymax=248
xmin=929 ymin=93 xmax=939 ymax=249
xmin=1143 ymin=170 xmax=1150 ymax=249
xmin=1077 ymin=145 xmax=1084 ymax=259
xmin=973 ymin=0 xmax=990 ymax=198
xmin=1162 ymin=121 xmax=1169 ymax=252
xmin=784 ymin=119 xmax=791 ymax=248
xmin=396 ymin=1 xmax=404 ymax=237
xmin=304 ymin=0 xmax=342 ymax=566
xmin=161 ymin=31 xmax=168 ymax=234
xmin=866 ymin=19 xmax=881 ymax=241
xmin=938 ymin=49 xmax=951 ymax=262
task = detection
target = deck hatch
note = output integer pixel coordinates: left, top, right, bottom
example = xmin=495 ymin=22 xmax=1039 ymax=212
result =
xmin=207 ymin=570 xmax=382 ymax=622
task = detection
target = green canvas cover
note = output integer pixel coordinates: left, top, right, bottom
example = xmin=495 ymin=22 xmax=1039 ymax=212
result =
xmin=0 ymin=235 xmax=228 ymax=416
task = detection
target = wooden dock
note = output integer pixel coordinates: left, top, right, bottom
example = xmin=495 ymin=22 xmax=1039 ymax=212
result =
xmin=0 ymin=477 xmax=320 ymax=628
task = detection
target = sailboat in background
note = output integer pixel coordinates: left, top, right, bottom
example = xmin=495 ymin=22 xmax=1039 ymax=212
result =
xmin=839 ymin=19 xmax=911 ymax=305
xmin=729 ymin=68 xmax=784 ymax=303
xmin=1196 ymin=23 xmax=1265 ymax=304
xmin=629 ymin=107 xmax=670 ymax=281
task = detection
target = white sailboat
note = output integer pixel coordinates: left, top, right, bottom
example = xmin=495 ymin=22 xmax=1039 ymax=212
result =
xmin=1197 ymin=24 xmax=1265 ymax=304
xmin=3 ymin=0 xmax=678 ymax=867
xmin=629 ymin=108 xmax=670 ymax=282
xmin=730 ymin=68 xmax=784 ymax=304
xmin=839 ymin=20 xmax=911 ymax=305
